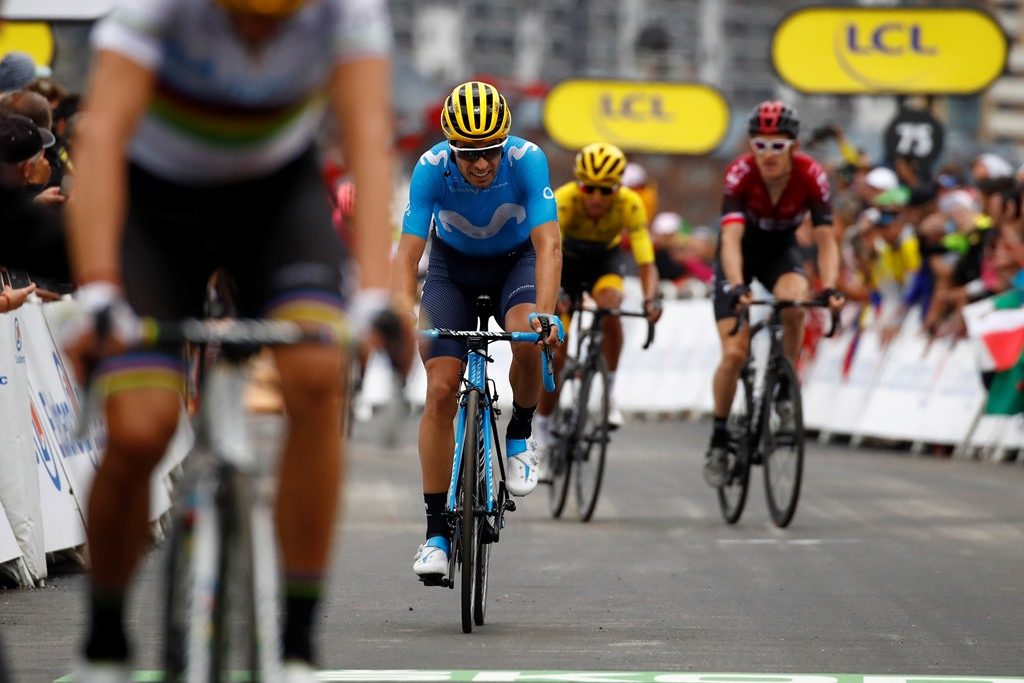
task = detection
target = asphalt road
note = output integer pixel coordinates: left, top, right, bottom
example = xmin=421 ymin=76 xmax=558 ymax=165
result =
xmin=2 ymin=413 xmax=1023 ymax=682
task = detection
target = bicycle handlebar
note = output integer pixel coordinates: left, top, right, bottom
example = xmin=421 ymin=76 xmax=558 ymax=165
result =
xmin=574 ymin=305 xmax=656 ymax=350
xmin=419 ymin=328 xmax=558 ymax=392
xmin=138 ymin=317 xmax=346 ymax=347
xmin=728 ymin=298 xmax=841 ymax=338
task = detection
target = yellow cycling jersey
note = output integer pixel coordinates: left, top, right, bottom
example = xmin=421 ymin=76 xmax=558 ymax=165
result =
xmin=555 ymin=182 xmax=654 ymax=265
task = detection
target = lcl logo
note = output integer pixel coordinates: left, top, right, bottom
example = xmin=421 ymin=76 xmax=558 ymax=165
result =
xmin=844 ymin=23 xmax=937 ymax=55
xmin=599 ymin=93 xmax=673 ymax=122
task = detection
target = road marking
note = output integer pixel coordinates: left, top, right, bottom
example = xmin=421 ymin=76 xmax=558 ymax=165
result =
xmin=53 ymin=671 xmax=1024 ymax=683
xmin=716 ymin=538 xmax=863 ymax=546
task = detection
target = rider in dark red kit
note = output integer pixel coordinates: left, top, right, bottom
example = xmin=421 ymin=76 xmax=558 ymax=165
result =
xmin=703 ymin=100 xmax=845 ymax=487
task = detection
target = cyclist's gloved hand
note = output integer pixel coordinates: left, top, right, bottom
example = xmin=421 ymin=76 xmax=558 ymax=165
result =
xmin=820 ymin=287 xmax=845 ymax=309
xmin=354 ymin=288 xmax=416 ymax=374
xmin=528 ymin=312 xmax=565 ymax=347
xmin=724 ymin=283 xmax=752 ymax=312
xmin=643 ymin=296 xmax=663 ymax=324
xmin=57 ymin=281 xmax=140 ymax=384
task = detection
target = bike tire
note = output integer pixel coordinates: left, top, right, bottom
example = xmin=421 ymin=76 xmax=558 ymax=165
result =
xmin=717 ymin=372 xmax=753 ymax=525
xmin=163 ymin=475 xmax=223 ymax=683
xmin=761 ymin=357 xmax=805 ymax=528
xmin=547 ymin=365 xmax=575 ymax=519
xmin=574 ymin=359 xmax=609 ymax=522
xmin=473 ymin=430 xmax=489 ymax=626
xmin=460 ymin=391 xmax=480 ymax=634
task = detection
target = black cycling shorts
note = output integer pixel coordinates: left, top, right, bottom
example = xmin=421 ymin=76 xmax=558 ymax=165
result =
xmin=560 ymin=240 xmax=627 ymax=304
xmin=712 ymin=247 xmax=806 ymax=321
xmin=102 ymin=148 xmax=345 ymax=392
xmin=418 ymin=238 xmax=536 ymax=360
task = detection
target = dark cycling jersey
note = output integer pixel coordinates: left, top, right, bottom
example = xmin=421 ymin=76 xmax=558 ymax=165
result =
xmin=720 ymin=152 xmax=832 ymax=255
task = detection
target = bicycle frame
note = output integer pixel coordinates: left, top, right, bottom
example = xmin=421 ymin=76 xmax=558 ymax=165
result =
xmin=448 ymin=338 xmax=499 ymax=516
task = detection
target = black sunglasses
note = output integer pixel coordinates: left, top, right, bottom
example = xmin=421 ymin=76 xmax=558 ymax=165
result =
xmin=579 ymin=182 xmax=617 ymax=196
xmin=454 ymin=147 xmax=502 ymax=162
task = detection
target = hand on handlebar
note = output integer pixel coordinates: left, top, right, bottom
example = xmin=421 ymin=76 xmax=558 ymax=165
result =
xmin=643 ymin=297 xmax=663 ymax=324
xmin=528 ymin=312 xmax=565 ymax=347
xmin=725 ymin=283 xmax=753 ymax=313
xmin=56 ymin=282 xmax=140 ymax=385
xmin=820 ymin=287 xmax=846 ymax=312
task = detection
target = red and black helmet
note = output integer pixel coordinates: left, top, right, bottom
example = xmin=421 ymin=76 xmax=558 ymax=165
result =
xmin=748 ymin=100 xmax=800 ymax=138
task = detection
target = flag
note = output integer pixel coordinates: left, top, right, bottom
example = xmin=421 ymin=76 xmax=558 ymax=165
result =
xmin=964 ymin=288 xmax=1024 ymax=415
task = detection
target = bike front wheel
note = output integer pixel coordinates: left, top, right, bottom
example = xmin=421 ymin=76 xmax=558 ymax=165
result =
xmin=761 ymin=357 xmax=805 ymax=528
xmin=547 ymin=366 xmax=576 ymax=519
xmin=717 ymin=372 xmax=753 ymax=525
xmin=459 ymin=390 xmax=480 ymax=633
xmin=573 ymin=358 xmax=609 ymax=522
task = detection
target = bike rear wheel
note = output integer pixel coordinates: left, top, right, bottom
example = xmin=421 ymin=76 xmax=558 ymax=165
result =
xmin=761 ymin=357 xmax=805 ymax=528
xmin=547 ymin=366 xmax=576 ymax=519
xmin=574 ymin=359 xmax=609 ymax=522
xmin=717 ymin=372 xmax=753 ymax=524
xmin=459 ymin=391 xmax=480 ymax=633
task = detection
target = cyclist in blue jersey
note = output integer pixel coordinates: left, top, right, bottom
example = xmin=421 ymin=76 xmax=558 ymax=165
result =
xmin=391 ymin=81 xmax=562 ymax=578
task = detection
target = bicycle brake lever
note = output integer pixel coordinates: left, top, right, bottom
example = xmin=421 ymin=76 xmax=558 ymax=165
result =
xmin=827 ymin=307 xmax=841 ymax=338
xmin=728 ymin=308 xmax=748 ymax=336
xmin=643 ymin=320 xmax=655 ymax=350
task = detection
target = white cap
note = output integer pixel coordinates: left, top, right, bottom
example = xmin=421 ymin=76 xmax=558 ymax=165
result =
xmin=865 ymin=166 xmax=899 ymax=191
xmin=975 ymin=153 xmax=1013 ymax=180
xmin=651 ymin=211 xmax=682 ymax=236
xmin=938 ymin=189 xmax=979 ymax=214
xmin=621 ymin=162 xmax=647 ymax=188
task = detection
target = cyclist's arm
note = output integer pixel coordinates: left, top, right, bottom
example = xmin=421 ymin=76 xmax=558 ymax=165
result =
xmin=531 ymin=221 xmax=562 ymax=315
xmin=719 ymin=216 xmax=746 ymax=287
xmin=329 ymin=55 xmax=393 ymax=292
xmin=67 ymin=50 xmax=155 ymax=286
xmin=391 ymin=233 xmax=426 ymax=314
xmin=813 ymin=224 xmax=840 ymax=290
xmin=623 ymin=191 xmax=659 ymax=302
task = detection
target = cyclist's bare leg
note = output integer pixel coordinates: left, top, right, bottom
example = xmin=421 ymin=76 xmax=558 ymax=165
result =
xmin=85 ymin=388 xmax=180 ymax=661
xmin=505 ymin=302 xmax=542 ymax=407
xmin=773 ymin=272 xmax=810 ymax=364
xmin=418 ymin=355 xmax=463 ymax=493
xmin=273 ymin=342 xmax=345 ymax=663
xmin=592 ymin=287 xmax=623 ymax=372
xmin=712 ymin=318 xmax=751 ymax=419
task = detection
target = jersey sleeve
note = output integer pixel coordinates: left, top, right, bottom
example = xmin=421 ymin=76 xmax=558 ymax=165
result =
xmin=805 ymin=158 xmax=834 ymax=228
xmin=91 ymin=0 xmax=173 ymax=70
xmin=510 ymin=142 xmax=558 ymax=229
xmin=401 ymin=153 xmax=441 ymax=240
xmin=622 ymin=190 xmax=654 ymax=265
xmin=720 ymin=157 xmax=751 ymax=228
xmin=331 ymin=0 xmax=393 ymax=63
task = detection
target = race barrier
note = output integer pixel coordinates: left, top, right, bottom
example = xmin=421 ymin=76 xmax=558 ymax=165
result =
xmin=0 ymin=298 xmax=193 ymax=587
xmin=357 ymin=280 xmax=1014 ymax=460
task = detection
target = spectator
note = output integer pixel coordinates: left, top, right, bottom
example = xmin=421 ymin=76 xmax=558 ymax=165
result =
xmin=0 ymin=51 xmax=38 ymax=94
xmin=649 ymin=212 xmax=714 ymax=298
xmin=0 ymin=114 xmax=51 ymax=192
xmin=0 ymin=91 xmax=63 ymax=203
xmin=622 ymin=161 xmax=658 ymax=223
xmin=859 ymin=166 xmax=900 ymax=207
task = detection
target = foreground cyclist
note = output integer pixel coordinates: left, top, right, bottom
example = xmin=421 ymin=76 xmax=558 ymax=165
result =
xmin=704 ymin=101 xmax=844 ymax=487
xmin=535 ymin=142 xmax=661 ymax=439
xmin=61 ymin=1 xmax=396 ymax=681
xmin=391 ymin=81 xmax=562 ymax=578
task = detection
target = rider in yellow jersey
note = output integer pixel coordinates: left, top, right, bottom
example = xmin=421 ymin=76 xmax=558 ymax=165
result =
xmin=535 ymin=143 xmax=662 ymax=440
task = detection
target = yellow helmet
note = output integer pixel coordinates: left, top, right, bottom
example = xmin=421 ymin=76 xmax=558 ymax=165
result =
xmin=440 ymin=81 xmax=512 ymax=144
xmin=216 ymin=0 xmax=308 ymax=18
xmin=574 ymin=143 xmax=627 ymax=187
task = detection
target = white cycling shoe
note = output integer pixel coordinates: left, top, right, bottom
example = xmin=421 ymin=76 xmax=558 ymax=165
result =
xmin=413 ymin=536 xmax=449 ymax=576
xmin=283 ymin=660 xmax=318 ymax=683
xmin=73 ymin=661 xmax=132 ymax=683
xmin=775 ymin=399 xmax=796 ymax=433
xmin=608 ymin=398 xmax=624 ymax=430
xmin=505 ymin=438 xmax=540 ymax=496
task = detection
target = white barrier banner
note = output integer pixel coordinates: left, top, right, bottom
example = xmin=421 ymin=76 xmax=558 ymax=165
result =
xmin=921 ymin=340 xmax=987 ymax=445
xmin=0 ymin=499 xmax=21 ymax=565
xmin=0 ymin=312 xmax=47 ymax=580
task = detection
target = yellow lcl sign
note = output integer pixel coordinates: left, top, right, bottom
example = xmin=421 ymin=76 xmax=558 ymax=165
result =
xmin=0 ymin=22 xmax=55 ymax=66
xmin=773 ymin=7 xmax=1007 ymax=94
xmin=543 ymin=79 xmax=728 ymax=155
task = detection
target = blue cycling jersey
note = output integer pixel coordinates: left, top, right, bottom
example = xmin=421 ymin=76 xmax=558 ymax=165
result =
xmin=402 ymin=136 xmax=557 ymax=257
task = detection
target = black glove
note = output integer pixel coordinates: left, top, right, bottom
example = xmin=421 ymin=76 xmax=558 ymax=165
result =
xmin=724 ymin=283 xmax=750 ymax=311
xmin=820 ymin=287 xmax=845 ymax=305
xmin=643 ymin=297 xmax=663 ymax=314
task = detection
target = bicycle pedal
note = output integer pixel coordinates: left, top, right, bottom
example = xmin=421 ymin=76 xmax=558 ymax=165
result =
xmin=504 ymin=499 xmax=517 ymax=512
xmin=418 ymin=574 xmax=447 ymax=587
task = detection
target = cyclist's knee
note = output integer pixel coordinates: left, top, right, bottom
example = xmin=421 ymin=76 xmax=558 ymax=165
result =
xmin=424 ymin=359 xmax=461 ymax=414
xmin=277 ymin=348 xmax=344 ymax=407
xmin=510 ymin=341 xmax=540 ymax=366
xmin=719 ymin=345 xmax=748 ymax=371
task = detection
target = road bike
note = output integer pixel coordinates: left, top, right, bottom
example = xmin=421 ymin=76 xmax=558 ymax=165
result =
xmin=419 ymin=295 xmax=559 ymax=633
xmin=717 ymin=299 xmax=837 ymax=528
xmin=156 ymin=318 xmax=341 ymax=682
xmin=546 ymin=303 xmax=654 ymax=522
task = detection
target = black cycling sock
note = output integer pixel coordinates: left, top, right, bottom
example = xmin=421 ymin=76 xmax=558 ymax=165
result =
xmin=711 ymin=418 xmax=729 ymax=448
xmin=282 ymin=577 xmax=321 ymax=664
xmin=424 ymin=492 xmax=448 ymax=540
xmin=506 ymin=402 xmax=536 ymax=440
xmin=84 ymin=586 xmax=129 ymax=662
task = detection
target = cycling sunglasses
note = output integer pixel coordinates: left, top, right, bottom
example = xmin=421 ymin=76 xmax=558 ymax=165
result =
xmin=449 ymin=139 xmax=506 ymax=162
xmin=750 ymin=138 xmax=794 ymax=154
xmin=578 ymin=182 xmax=618 ymax=196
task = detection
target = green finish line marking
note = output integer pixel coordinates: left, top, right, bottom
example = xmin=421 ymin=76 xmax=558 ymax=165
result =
xmin=53 ymin=672 xmax=1024 ymax=683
